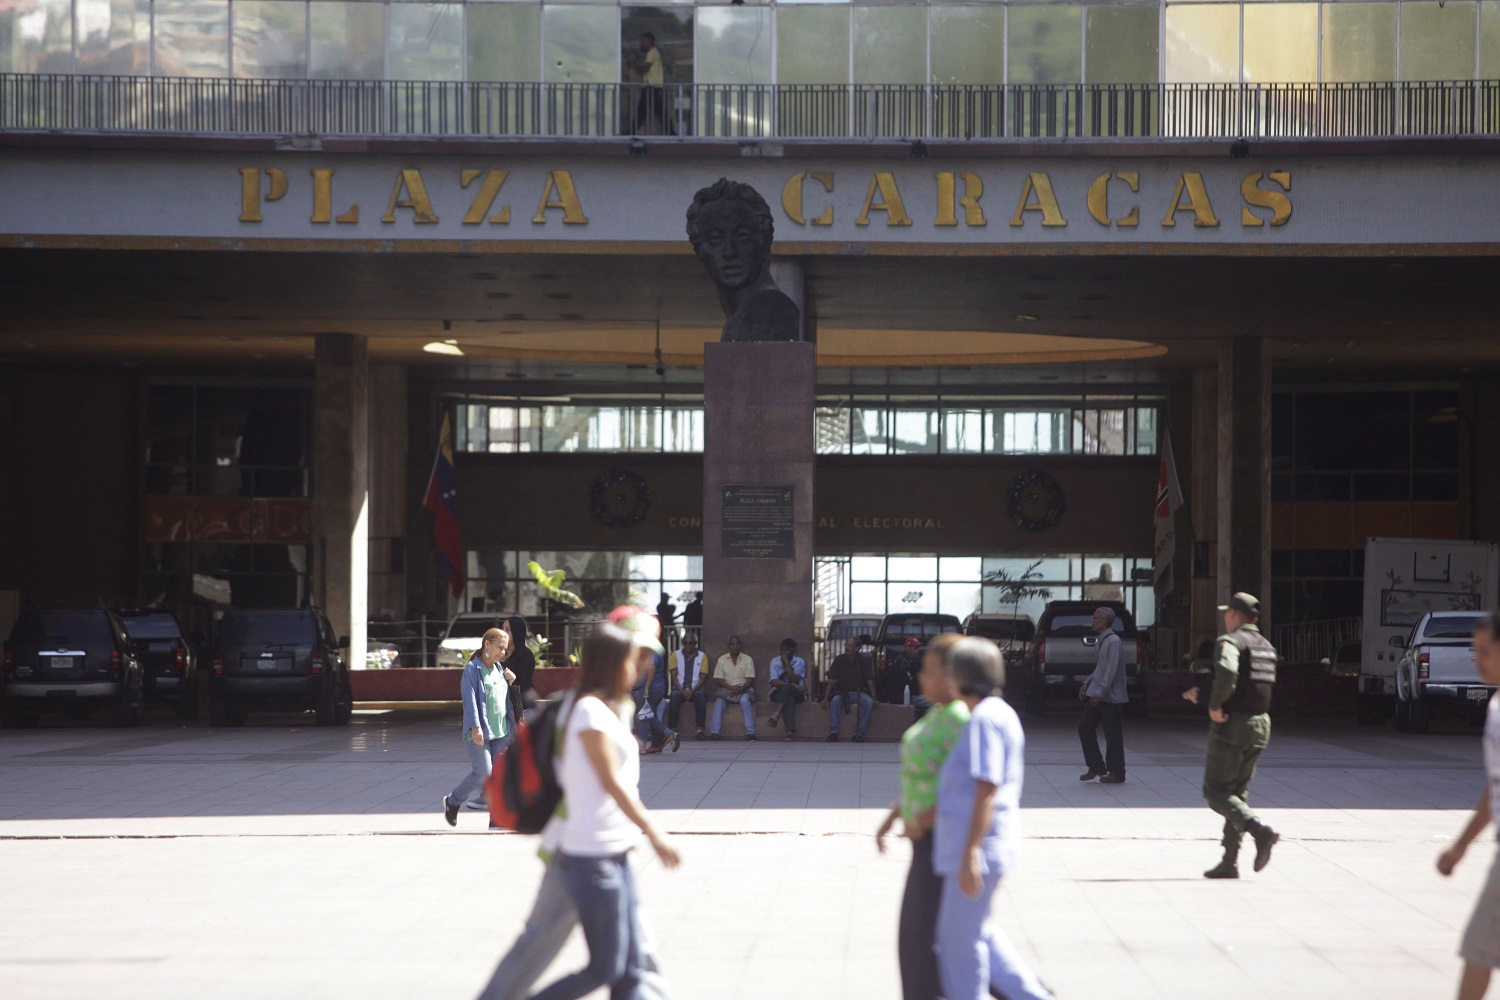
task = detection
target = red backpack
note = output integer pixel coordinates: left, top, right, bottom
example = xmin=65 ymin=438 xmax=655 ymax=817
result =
xmin=487 ymin=695 xmax=572 ymax=834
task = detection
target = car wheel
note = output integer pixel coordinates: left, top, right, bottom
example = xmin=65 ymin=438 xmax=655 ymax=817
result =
xmin=174 ymin=675 xmax=199 ymax=722
xmin=1408 ymin=696 xmax=1431 ymax=734
xmin=1023 ymin=682 xmax=1048 ymax=717
xmin=210 ymin=692 xmax=244 ymax=727
xmin=110 ymin=681 xmax=144 ymax=728
xmin=334 ymin=675 xmax=354 ymax=726
xmin=1355 ymin=693 xmax=1373 ymax=726
xmin=314 ymin=676 xmax=338 ymax=726
xmin=1 ymin=702 xmax=40 ymax=729
xmin=1394 ymin=696 xmax=1411 ymax=731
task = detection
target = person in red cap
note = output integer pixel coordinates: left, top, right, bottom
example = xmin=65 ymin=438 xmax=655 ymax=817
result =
xmin=880 ymin=637 xmax=923 ymax=705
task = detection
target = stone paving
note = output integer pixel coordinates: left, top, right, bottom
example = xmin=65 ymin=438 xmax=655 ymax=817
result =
xmin=0 ymin=705 xmax=1492 ymax=1000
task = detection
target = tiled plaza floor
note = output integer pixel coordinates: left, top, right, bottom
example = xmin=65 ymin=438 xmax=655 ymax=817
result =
xmin=0 ymin=705 xmax=1491 ymax=999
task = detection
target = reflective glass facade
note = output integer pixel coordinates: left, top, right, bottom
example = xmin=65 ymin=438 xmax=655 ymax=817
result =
xmin=3 ymin=0 xmax=1496 ymax=84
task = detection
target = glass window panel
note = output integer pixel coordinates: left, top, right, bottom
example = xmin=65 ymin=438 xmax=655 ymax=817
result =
xmin=0 ymin=0 xmax=72 ymax=73
xmin=851 ymin=556 xmax=887 ymax=581
xmin=623 ymin=8 xmax=693 ymax=85
xmin=1243 ymin=3 xmax=1317 ymax=82
xmin=154 ymin=0 xmax=230 ymax=77
xmin=468 ymin=3 xmax=540 ymax=82
xmin=939 ymin=583 xmax=983 ymax=619
xmin=851 ymin=406 xmax=889 ymax=455
xmin=389 ymin=2 xmax=463 ymax=81
xmin=1085 ymin=6 xmax=1159 ymax=83
xmin=941 ymin=409 xmax=986 ymax=452
xmin=1483 ymin=1 xmax=1500 ymax=75
xmin=310 ymin=1 xmax=383 ymax=79
xmin=851 ymin=582 xmax=886 ymax=614
xmin=778 ymin=6 xmax=849 ymax=84
xmin=1322 ymin=2 xmax=1397 ymax=82
xmin=78 ymin=0 xmax=151 ymax=74
xmin=696 ymin=6 xmax=772 ymax=84
xmin=853 ymin=6 xmax=926 ymax=84
xmin=996 ymin=409 xmax=1069 ymax=453
xmin=890 ymin=409 xmax=939 ymax=454
xmin=931 ymin=7 xmax=1005 ymax=85
xmin=890 ymin=583 xmax=939 ymax=614
xmin=1133 ymin=586 xmax=1157 ymax=626
xmin=1008 ymin=5 xmax=1083 ymax=85
xmin=1134 ymin=406 xmax=1159 ymax=455
xmin=544 ymin=4 xmax=617 ymax=83
xmin=1400 ymin=1 xmax=1477 ymax=80
xmin=307 ymin=1 xmax=381 ymax=79
xmin=1164 ymin=3 xmax=1239 ymax=82
xmin=233 ymin=1 xmax=308 ymax=79
xmin=887 ymin=556 xmax=938 ymax=580
xmin=940 ymin=556 xmax=982 ymax=580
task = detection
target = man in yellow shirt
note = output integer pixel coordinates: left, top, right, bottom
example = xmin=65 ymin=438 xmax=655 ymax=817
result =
xmin=710 ymin=634 xmax=757 ymax=741
xmin=627 ymin=33 xmax=674 ymax=135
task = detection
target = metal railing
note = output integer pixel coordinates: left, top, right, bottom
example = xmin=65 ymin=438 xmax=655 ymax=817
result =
xmin=1270 ymin=617 xmax=1363 ymax=669
xmin=4 ymin=75 xmax=1500 ymax=140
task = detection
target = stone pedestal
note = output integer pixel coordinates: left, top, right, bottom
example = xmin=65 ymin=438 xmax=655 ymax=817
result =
xmin=701 ymin=341 xmax=816 ymax=695
xmin=311 ymin=333 xmax=369 ymax=670
xmin=1216 ymin=336 xmax=1272 ymax=620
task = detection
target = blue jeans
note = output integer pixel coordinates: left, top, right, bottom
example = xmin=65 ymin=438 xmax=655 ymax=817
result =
xmin=634 ymin=684 xmax=672 ymax=746
xmin=829 ymin=692 xmax=875 ymax=736
xmin=530 ymin=852 xmax=644 ymax=1000
xmin=447 ymin=736 xmax=507 ymax=807
xmin=477 ymin=859 xmax=671 ymax=1000
xmin=936 ymin=870 xmax=1052 ymax=1000
xmin=711 ymin=690 xmax=755 ymax=736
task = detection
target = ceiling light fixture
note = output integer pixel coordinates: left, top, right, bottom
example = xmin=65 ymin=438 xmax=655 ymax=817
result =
xmin=423 ymin=342 xmax=465 ymax=356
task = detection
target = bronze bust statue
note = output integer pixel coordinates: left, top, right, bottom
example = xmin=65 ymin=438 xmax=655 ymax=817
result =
xmin=686 ymin=178 xmax=802 ymax=342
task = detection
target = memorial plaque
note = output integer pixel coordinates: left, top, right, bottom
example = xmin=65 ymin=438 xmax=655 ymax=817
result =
xmin=721 ymin=484 xmax=795 ymax=559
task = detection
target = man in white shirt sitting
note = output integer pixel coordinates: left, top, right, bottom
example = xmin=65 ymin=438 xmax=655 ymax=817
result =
xmin=766 ymin=637 xmax=808 ymax=740
xmin=710 ymin=634 xmax=757 ymax=741
xmin=667 ymin=630 xmax=709 ymax=741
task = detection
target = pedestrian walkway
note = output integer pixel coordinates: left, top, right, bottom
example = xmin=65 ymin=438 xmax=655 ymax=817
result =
xmin=0 ymin=708 xmax=1489 ymax=999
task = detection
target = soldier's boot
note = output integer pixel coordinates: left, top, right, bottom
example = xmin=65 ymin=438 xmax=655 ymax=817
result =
xmin=1204 ymin=845 xmax=1240 ymax=880
xmin=1247 ymin=819 xmax=1280 ymax=872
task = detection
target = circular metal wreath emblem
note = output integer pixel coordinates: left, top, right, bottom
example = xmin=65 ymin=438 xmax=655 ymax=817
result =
xmin=1006 ymin=470 xmax=1068 ymax=533
xmin=590 ymin=469 xmax=652 ymax=529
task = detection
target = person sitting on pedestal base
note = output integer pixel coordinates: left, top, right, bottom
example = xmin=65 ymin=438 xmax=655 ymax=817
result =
xmin=767 ymin=637 xmax=808 ymax=740
xmin=710 ymin=634 xmax=757 ymax=741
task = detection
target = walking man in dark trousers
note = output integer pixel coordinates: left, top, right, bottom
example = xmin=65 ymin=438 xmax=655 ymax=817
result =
xmin=1078 ymin=607 xmax=1127 ymax=784
xmin=1183 ymin=592 xmax=1282 ymax=879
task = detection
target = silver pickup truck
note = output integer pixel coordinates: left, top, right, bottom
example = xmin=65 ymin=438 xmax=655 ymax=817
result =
xmin=1392 ymin=610 xmax=1493 ymax=733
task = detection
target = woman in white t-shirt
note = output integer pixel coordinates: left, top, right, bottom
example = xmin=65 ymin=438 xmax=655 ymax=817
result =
xmin=529 ymin=623 xmax=681 ymax=1000
xmin=1438 ymin=611 xmax=1500 ymax=1000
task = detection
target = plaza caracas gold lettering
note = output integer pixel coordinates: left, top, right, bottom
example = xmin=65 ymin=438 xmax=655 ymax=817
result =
xmin=1161 ymin=171 xmax=1219 ymax=228
xmin=1086 ymin=172 xmax=1141 ymax=228
xmin=934 ymin=172 xmax=986 ymax=227
xmin=855 ymin=172 xmax=913 ymax=227
xmin=311 ymin=169 xmax=359 ymax=224
xmin=1239 ymin=171 xmax=1293 ymax=227
xmin=238 ymin=167 xmax=287 ymax=223
xmin=781 ymin=171 xmax=835 ymax=226
xmin=1011 ymin=173 xmax=1068 ymax=228
xmin=237 ymin=167 xmax=586 ymax=227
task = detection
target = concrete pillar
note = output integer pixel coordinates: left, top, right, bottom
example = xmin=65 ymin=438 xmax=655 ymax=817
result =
xmin=312 ymin=334 xmax=369 ymax=671
xmin=701 ymin=341 xmax=816 ymax=697
xmin=1190 ymin=368 xmax=1221 ymax=646
xmin=1216 ymin=337 xmax=1272 ymax=622
xmin=367 ymin=363 xmax=408 ymax=620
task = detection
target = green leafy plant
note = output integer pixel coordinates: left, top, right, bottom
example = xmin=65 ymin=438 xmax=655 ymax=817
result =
xmin=981 ymin=560 xmax=1053 ymax=651
xmin=528 ymin=561 xmax=584 ymax=609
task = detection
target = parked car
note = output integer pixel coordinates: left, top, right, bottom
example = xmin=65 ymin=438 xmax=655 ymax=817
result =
xmin=873 ymin=613 xmax=963 ymax=671
xmin=210 ymin=608 xmax=352 ymax=727
xmin=1323 ymin=640 xmax=1362 ymax=678
xmin=435 ymin=612 xmax=513 ymax=670
xmin=2 ymin=606 xmax=144 ymax=728
xmin=1391 ymin=610 xmax=1493 ymax=733
xmin=115 ymin=608 xmax=198 ymax=720
xmin=1023 ymin=601 xmax=1146 ymax=717
xmin=963 ymin=613 xmax=1036 ymax=664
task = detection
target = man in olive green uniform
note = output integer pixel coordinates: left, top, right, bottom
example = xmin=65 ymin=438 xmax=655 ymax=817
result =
xmin=1182 ymin=592 xmax=1282 ymax=879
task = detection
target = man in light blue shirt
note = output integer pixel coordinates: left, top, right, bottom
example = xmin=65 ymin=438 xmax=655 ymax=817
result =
xmin=766 ymin=637 xmax=807 ymax=738
xmin=933 ymin=637 xmax=1052 ymax=1000
xmin=1078 ymin=607 xmax=1128 ymax=784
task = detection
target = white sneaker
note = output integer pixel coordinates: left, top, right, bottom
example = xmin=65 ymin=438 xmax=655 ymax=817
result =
xmin=464 ymin=800 xmax=488 ymax=811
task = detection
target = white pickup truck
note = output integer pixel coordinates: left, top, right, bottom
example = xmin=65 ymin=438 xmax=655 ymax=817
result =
xmin=1391 ymin=611 xmax=1493 ymax=733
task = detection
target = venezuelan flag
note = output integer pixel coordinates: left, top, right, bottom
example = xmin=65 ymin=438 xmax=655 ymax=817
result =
xmin=424 ymin=413 xmax=464 ymax=598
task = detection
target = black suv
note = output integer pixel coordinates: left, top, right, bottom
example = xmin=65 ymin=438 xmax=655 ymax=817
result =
xmin=211 ymin=608 xmax=353 ymax=727
xmin=1024 ymin=601 xmax=1146 ymax=717
xmin=116 ymin=609 xmax=199 ymax=720
xmin=2 ymin=607 xmax=144 ymax=728
xmin=874 ymin=613 xmax=963 ymax=669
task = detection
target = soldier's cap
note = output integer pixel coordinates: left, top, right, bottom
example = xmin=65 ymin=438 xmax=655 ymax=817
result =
xmin=1217 ymin=592 xmax=1261 ymax=617
xmin=606 ymin=604 xmax=665 ymax=655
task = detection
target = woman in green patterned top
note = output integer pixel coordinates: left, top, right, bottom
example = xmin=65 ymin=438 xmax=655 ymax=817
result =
xmin=876 ymin=632 xmax=972 ymax=1000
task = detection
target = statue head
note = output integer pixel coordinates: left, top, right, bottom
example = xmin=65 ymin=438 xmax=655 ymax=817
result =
xmin=686 ymin=178 xmax=775 ymax=292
